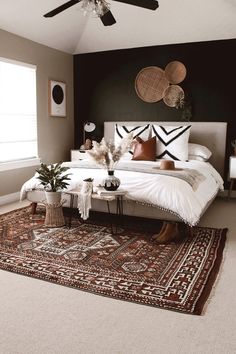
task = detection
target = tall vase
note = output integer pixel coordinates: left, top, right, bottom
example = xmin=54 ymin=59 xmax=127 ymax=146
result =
xmin=102 ymin=170 xmax=120 ymax=191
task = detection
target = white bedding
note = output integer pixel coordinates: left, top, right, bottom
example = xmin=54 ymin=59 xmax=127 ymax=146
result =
xmin=20 ymin=158 xmax=223 ymax=226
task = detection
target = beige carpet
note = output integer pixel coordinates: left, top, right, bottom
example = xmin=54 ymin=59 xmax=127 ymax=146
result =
xmin=0 ymin=198 xmax=236 ymax=354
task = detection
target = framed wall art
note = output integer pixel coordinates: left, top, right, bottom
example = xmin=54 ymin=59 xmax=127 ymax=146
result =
xmin=48 ymin=80 xmax=66 ymax=117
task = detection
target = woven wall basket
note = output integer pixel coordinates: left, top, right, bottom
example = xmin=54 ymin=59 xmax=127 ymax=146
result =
xmin=165 ymin=61 xmax=187 ymax=85
xmin=163 ymin=85 xmax=185 ymax=107
xmin=135 ymin=66 xmax=169 ymax=103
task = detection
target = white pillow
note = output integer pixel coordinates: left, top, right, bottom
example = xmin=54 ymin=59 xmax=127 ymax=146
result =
xmin=188 ymin=155 xmax=205 ymax=162
xmin=188 ymin=143 xmax=212 ymax=161
xmin=115 ymin=124 xmax=150 ymax=156
xmin=152 ymin=124 xmax=191 ymax=161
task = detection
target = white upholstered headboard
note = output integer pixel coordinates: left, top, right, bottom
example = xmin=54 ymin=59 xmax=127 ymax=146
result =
xmin=104 ymin=121 xmax=227 ymax=177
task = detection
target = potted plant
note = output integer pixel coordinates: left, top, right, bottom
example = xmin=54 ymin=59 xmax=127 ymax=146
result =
xmin=36 ymin=162 xmax=71 ymax=204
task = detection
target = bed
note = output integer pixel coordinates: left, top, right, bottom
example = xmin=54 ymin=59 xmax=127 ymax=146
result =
xmin=21 ymin=121 xmax=227 ymax=226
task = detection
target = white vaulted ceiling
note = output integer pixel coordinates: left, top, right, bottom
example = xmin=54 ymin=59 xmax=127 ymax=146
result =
xmin=0 ymin=0 xmax=236 ymax=54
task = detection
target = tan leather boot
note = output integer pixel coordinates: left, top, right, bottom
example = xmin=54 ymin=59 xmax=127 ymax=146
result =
xmin=151 ymin=221 xmax=167 ymax=241
xmin=154 ymin=222 xmax=181 ymax=244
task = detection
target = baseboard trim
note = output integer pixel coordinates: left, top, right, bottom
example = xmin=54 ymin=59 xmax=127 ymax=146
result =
xmin=218 ymin=190 xmax=236 ymax=198
xmin=0 ymin=192 xmax=20 ymax=206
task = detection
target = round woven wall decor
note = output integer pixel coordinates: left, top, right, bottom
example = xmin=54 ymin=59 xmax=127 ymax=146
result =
xmin=163 ymin=85 xmax=185 ymax=107
xmin=135 ymin=66 xmax=169 ymax=103
xmin=165 ymin=61 xmax=187 ymax=84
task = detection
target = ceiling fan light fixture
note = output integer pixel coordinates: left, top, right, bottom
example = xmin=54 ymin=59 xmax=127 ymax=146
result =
xmin=80 ymin=0 xmax=110 ymax=17
xmin=80 ymin=0 xmax=95 ymax=15
xmin=43 ymin=0 xmax=159 ymax=26
xmin=95 ymin=0 xmax=110 ymax=17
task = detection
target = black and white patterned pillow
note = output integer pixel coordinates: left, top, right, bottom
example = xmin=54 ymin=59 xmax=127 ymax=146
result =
xmin=152 ymin=125 xmax=191 ymax=161
xmin=115 ymin=124 xmax=150 ymax=156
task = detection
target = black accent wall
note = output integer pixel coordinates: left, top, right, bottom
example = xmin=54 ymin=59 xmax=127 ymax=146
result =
xmin=74 ymin=38 xmax=236 ymax=177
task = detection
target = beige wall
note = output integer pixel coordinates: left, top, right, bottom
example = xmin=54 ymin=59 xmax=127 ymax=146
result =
xmin=0 ymin=29 xmax=74 ymax=196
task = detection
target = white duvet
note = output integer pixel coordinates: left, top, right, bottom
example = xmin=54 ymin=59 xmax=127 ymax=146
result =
xmin=20 ymin=159 xmax=223 ymax=226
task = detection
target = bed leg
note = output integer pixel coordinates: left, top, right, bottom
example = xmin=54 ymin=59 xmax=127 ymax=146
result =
xmin=31 ymin=202 xmax=37 ymax=215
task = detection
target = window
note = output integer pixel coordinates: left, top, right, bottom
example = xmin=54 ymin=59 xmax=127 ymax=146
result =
xmin=0 ymin=57 xmax=39 ymax=170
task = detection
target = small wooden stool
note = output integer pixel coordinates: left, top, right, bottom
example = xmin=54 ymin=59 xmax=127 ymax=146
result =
xmin=44 ymin=202 xmax=65 ymax=227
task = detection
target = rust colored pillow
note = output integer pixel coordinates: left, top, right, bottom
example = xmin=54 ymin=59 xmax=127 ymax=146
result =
xmin=132 ymin=136 xmax=156 ymax=161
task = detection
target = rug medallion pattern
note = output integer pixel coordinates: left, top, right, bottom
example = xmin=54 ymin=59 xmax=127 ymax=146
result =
xmin=0 ymin=207 xmax=227 ymax=315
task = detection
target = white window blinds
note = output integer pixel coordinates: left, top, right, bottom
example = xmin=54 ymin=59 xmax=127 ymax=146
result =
xmin=0 ymin=58 xmax=37 ymax=163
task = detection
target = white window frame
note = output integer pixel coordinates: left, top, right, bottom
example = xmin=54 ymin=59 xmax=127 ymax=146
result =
xmin=0 ymin=158 xmax=41 ymax=172
xmin=0 ymin=57 xmax=39 ymax=172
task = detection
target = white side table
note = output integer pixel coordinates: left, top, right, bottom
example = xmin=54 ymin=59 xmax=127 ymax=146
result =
xmin=92 ymin=190 xmax=127 ymax=216
xmin=92 ymin=190 xmax=127 ymax=234
xmin=63 ymin=189 xmax=127 ymax=233
xmin=71 ymin=150 xmax=88 ymax=161
xmin=228 ymin=156 xmax=236 ymax=199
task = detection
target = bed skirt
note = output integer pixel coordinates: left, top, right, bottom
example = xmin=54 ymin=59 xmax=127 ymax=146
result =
xmin=25 ymin=190 xmax=215 ymax=224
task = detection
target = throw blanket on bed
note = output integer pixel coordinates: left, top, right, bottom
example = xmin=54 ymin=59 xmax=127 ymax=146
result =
xmin=116 ymin=166 xmax=205 ymax=191
xmin=64 ymin=161 xmax=205 ymax=191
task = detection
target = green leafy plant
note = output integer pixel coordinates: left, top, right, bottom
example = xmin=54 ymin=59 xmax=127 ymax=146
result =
xmin=35 ymin=163 xmax=71 ymax=192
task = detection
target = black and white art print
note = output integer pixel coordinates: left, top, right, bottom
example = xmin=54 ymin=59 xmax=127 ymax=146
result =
xmin=48 ymin=80 xmax=66 ymax=117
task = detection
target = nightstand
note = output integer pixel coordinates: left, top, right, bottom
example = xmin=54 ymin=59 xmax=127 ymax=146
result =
xmin=70 ymin=149 xmax=88 ymax=161
xmin=228 ymin=156 xmax=236 ymax=199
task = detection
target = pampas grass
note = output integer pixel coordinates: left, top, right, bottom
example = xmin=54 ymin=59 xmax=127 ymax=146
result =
xmin=87 ymin=134 xmax=133 ymax=171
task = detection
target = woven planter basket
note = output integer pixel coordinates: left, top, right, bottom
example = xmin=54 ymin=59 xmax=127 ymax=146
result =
xmin=44 ymin=203 xmax=65 ymax=227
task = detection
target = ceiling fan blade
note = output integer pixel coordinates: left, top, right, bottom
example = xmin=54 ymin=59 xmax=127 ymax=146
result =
xmin=113 ymin=0 xmax=158 ymax=10
xmin=100 ymin=11 xmax=116 ymax=26
xmin=44 ymin=0 xmax=80 ymax=17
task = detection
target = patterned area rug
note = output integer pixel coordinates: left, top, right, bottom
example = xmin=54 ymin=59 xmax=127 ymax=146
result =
xmin=0 ymin=206 xmax=227 ymax=315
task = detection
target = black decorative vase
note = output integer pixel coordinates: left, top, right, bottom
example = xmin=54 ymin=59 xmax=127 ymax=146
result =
xmin=102 ymin=170 xmax=120 ymax=191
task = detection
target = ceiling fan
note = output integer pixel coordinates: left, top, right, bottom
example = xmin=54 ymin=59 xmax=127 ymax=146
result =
xmin=43 ymin=0 xmax=159 ymax=26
